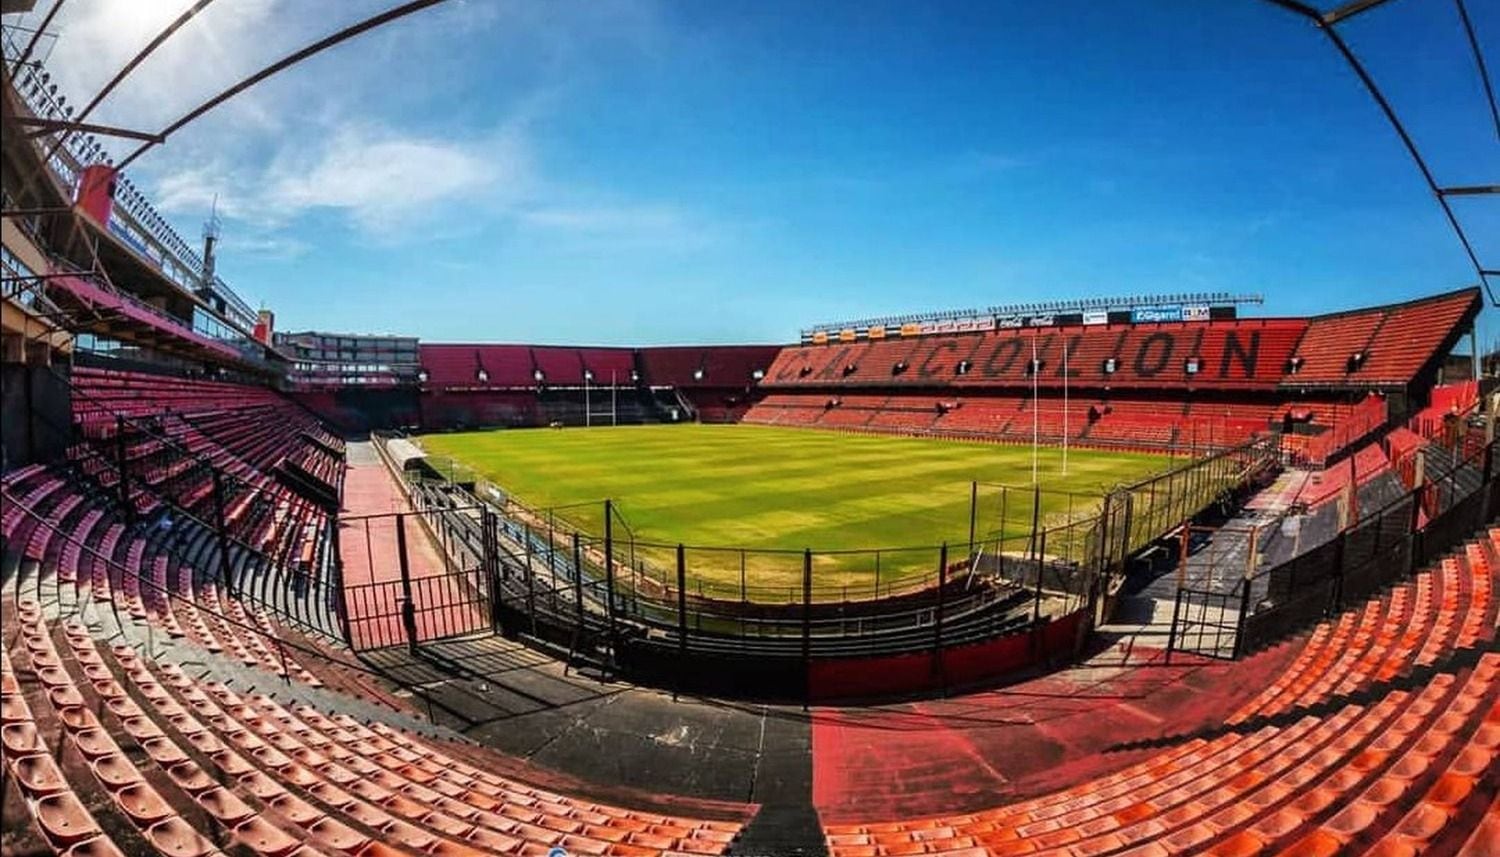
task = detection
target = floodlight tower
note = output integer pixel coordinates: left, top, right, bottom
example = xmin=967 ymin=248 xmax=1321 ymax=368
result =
xmin=201 ymin=197 xmax=222 ymax=291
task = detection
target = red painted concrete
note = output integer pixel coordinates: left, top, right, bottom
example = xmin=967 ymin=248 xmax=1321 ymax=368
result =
xmin=339 ymin=453 xmax=483 ymax=647
xmin=811 ymin=639 xmax=1301 ymax=823
xmin=809 ymin=611 xmax=1087 ymax=701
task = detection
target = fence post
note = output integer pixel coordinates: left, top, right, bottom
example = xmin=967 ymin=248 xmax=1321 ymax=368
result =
xmin=1233 ymin=578 xmax=1251 ymax=659
xmin=525 ymin=526 xmax=536 ymax=637
xmin=1331 ymin=529 xmax=1348 ymax=613
xmin=395 ymin=514 xmax=417 ymax=654
xmin=1033 ymin=529 xmax=1047 ymax=623
xmin=676 ymin=544 xmax=688 ymax=658
xmin=211 ymin=470 xmax=233 ymax=597
xmin=934 ymin=543 xmax=947 ymax=692
xmin=1166 ymin=588 xmax=1183 ymax=664
xmin=968 ymin=482 xmax=978 ymax=563
xmin=604 ymin=499 xmax=619 ymax=658
xmin=115 ymin=415 xmax=132 ymax=524
xmin=330 ymin=513 xmax=352 ymax=646
xmin=484 ymin=509 xmax=502 ymax=634
xmin=802 ymin=548 xmax=813 ymax=708
xmin=571 ymin=532 xmax=584 ymax=630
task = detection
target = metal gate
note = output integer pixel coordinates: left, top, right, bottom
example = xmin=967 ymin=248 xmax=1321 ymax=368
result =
xmin=338 ymin=506 xmax=497 ymax=651
xmin=1167 ymin=583 xmax=1244 ymax=661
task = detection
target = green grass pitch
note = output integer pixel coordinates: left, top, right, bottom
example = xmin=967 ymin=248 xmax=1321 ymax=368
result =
xmin=417 ymin=424 xmax=1174 ymax=593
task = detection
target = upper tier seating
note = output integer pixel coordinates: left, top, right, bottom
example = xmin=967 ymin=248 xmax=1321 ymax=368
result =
xmin=763 ymin=289 xmax=1480 ymax=397
xmin=745 ymin=390 xmax=1380 ymax=456
xmin=418 ymin=344 xmax=535 ymax=388
xmin=1286 ymin=289 xmax=1480 ymax=386
xmin=638 ymin=345 xmax=781 ymax=388
xmin=763 ymin=318 xmax=1310 ymax=392
xmin=420 ymin=345 xmax=780 ymax=392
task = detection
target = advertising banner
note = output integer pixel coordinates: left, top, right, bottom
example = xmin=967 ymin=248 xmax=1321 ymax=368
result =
xmin=1131 ymin=305 xmax=1183 ymax=323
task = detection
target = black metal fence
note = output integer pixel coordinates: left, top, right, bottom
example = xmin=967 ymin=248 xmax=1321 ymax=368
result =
xmin=345 ymin=430 xmax=1277 ymax=690
xmin=1171 ymin=435 xmax=1497 ymax=658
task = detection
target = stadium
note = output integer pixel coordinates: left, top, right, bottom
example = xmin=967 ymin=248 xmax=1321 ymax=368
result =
xmin=2 ymin=2 xmax=1498 ymax=856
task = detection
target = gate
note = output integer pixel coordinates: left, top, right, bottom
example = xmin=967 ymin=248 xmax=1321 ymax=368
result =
xmin=1167 ymin=582 xmax=1244 ymax=660
xmin=338 ymin=505 xmax=497 ymax=651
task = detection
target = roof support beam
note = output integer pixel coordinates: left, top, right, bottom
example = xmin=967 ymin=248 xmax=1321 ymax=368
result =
xmin=1455 ymin=0 xmax=1500 ymax=141
xmin=1257 ymin=0 xmax=1496 ymax=303
xmin=1438 ymin=185 xmax=1500 ymax=197
xmin=43 ymin=0 xmax=218 ymax=162
xmin=6 ymin=0 xmax=66 ymax=77
xmin=0 ymin=206 xmax=74 ymax=219
xmin=15 ymin=116 xmax=165 ymax=143
xmin=117 ymin=0 xmax=450 ymax=171
xmin=1322 ymin=0 xmax=1398 ymax=26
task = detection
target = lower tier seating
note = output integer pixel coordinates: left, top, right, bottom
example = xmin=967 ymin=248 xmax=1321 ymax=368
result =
xmin=820 ymin=526 xmax=1500 ymax=856
xmin=743 ymin=391 xmax=1375 ymax=457
xmin=1 ymin=596 xmax=749 ymax=857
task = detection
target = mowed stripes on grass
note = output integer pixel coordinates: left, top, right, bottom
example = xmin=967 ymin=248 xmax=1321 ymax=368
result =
xmin=418 ymin=424 xmax=1173 ymax=591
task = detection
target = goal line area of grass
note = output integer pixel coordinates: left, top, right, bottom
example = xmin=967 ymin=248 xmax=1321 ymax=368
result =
xmin=417 ymin=424 xmax=1176 ymax=593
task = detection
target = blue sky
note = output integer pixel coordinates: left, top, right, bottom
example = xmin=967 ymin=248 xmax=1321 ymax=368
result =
xmin=23 ymin=0 xmax=1500 ymax=346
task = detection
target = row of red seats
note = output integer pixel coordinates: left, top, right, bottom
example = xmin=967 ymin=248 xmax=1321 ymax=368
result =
xmin=1 ymin=596 xmax=749 ymax=857
xmin=1230 ymin=533 xmax=1496 ymax=725
xmin=1 ymin=468 xmax=320 ymax=684
xmin=69 ymin=369 xmax=342 ymax=579
xmin=821 ymin=528 xmax=1500 ymax=856
xmin=744 ymin=391 xmax=1373 ymax=452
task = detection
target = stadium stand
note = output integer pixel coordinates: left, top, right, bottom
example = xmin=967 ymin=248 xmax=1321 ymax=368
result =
xmin=821 ymin=528 xmax=1499 ymax=856
xmin=1287 ymin=289 xmax=1481 ymax=386
xmin=748 ymin=289 xmax=1481 ymax=458
xmin=5 ymin=17 xmax=1496 ymax=853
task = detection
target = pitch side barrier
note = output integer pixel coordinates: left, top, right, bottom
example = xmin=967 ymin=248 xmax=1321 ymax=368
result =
xmin=358 ymin=431 xmax=1275 ymax=698
xmin=1169 ymin=432 xmax=1498 ymax=661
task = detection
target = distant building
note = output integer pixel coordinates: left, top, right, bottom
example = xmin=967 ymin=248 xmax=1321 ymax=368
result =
xmin=274 ymin=330 xmax=421 ymax=388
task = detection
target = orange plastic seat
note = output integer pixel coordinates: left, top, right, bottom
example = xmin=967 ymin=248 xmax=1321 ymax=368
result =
xmin=2 ymin=721 xmax=44 ymax=754
xmin=15 ymin=752 xmax=67 ymax=795
xmin=1426 ymin=774 xmax=1475 ymax=809
xmin=198 ymin=787 xmax=255 ymax=825
xmin=1278 ymin=831 xmax=1344 ymax=857
xmin=1210 ymin=830 xmax=1265 ymax=856
xmin=143 ymin=816 xmax=217 ymax=857
xmin=114 ymin=783 xmax=172 ymax=825
xmin=307 ymin=817 xmax=368 ymax=852
xmin=63 ymin=836 xmax=128 ymax=857
xmin=235 ymin=817 xmax=302 ymax=856
xmin=166 ymin=762 xmax=217 ymax=794
xmin=268 ymin=793 xmax=325 ymax=826
xmin=1393 ymin=803 xmax=1450 ymax=842
xmin=1364 ymin=838 xmax=1417 ymax=857
xmin=36 ymin=792 xmax=101 ymax=845
xmin=91 ymin=754 xmax=143 ymax=790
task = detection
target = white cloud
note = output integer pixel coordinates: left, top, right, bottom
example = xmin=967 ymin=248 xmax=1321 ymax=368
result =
xmin=519 ymin=203 xmax=724 ymax=252
xmin=264 ymin=124 xmax=526 ymax=232
xmin=15 ymin=0 xmax=722 ymax=257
